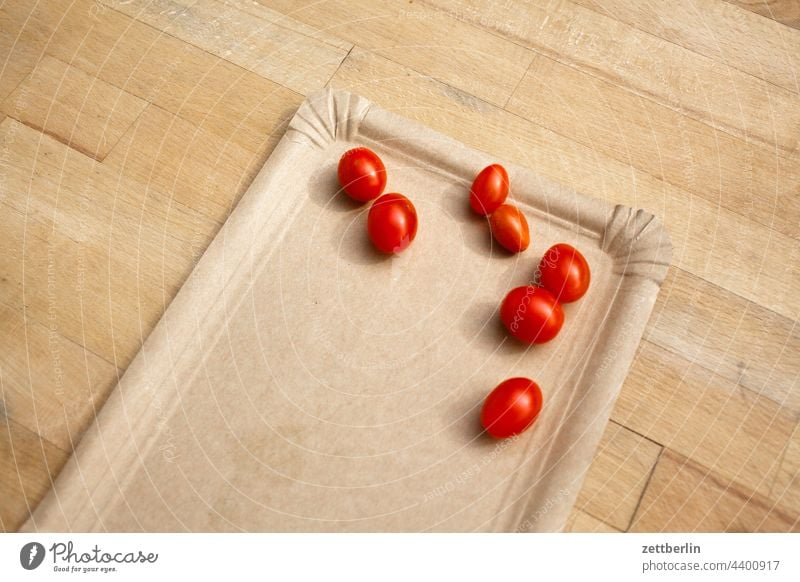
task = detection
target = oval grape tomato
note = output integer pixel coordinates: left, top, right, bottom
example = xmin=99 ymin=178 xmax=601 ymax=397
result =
xmin=480 ymin=377 xmax=543 ymax=439
xmin=469 ymin=164 xmax=509 ymax=216
xmin=338 ymin=147 xmax=387 ymax=203
xmin=367 ymin=193 xmax=418 ymax=254
xmin=500 ymin=285 xmax=564 ymax=344
xmin=489 ymin=204 xmax=530 ymax=253
xmin=538 ymin=243 xmax=590 ymax=303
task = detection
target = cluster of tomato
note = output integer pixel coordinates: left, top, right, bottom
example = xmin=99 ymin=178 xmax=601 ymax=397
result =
xmin=468 ymin=163 xmax=590 ymax=438
xmin=337 ymin=147 xmax=418 ymax=253
xmin=337 ymin=148 xmax=591 ymax=441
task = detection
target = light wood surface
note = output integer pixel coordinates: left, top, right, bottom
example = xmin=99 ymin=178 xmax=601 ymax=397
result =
xmin=726 ymin=0 xmax=800 ymax=30
xmin=0 ymin=0 xmax=798 ymax=532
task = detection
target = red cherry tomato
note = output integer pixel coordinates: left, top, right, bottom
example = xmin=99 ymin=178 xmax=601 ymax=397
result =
xmin=538 ymin=243 xmax=591 ymax=303
xmin=489 ymin=204 xmax=530 ymax=253
xmin=337 ymin=147 xmax=387 ymax=202
xmin=367 ymin=193 xmax=418 ymax=254
xmin=500 ymin=285 xmax=564 ymax=344
xmin=480 ymin=377 xmax=543 ymax=439
xmin=470 ymin=164 xmax=509 ymax=215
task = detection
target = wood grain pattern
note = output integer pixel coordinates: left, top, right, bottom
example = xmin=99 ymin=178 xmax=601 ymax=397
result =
xmin=421 ymin=0 xmax=800 ymax=157
xmin=0 ymin=304 xmax=117 ymax=451
xmin=0 ymin=12 xmax=41 ymax=101
xmin=576 ymin=421 xmax=662 ymax=530
xmin=507 ymin=54 xmax=800 ymax=242
xmin=218 ymin=0 xmax=351 ymax=50
xmin=771 ymin=422 xmax=800 ymax=515
xmin=631 ymin=449 xmax=798 ymax=531
xmin=0 ymin=418 xmax=68 ymax=532
xmin=614 ymin=341 xmax=796 ymax=497
xmin=565 ymin=509 xmax=621 ymax=532
xmin=1 ymin=0 xmax=798 ymax=531
xmin=100 ymin=0 xmax=348 ymax=95
xmin=572 ymin=0 xmax=800 ymax=93
xmin=4 ymin=0 xmax=304 ymax=154
xmin=104 ymin=104 xmax=269 ymax=223
xmin=1 ymin=55 xmax=148 ymax=160
xmin=261 ymin=0 xmax=535 ymax=106
xmin=726 ymin=0 xmax=800 ymax=30
xmin=646 ymin=267 xmax=800 ymax=413
xmin=1 ymin=118 xmax=219 ymax=368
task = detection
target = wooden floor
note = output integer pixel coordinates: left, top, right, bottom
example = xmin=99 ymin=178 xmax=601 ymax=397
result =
xmin=1 ymin=0 xmax=799 ymax=532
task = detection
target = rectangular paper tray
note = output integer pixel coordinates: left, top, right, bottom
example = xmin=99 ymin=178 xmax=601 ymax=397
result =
xmin=24 ymin=90 xmax=671 ymax=532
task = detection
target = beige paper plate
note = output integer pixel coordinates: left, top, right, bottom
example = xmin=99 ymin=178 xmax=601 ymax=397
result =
xmin=24 ymin=90 xmax=671 ymax=532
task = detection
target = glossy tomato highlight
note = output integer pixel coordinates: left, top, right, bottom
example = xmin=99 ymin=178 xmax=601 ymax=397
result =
xmin=480 ymin=377 xmax=543 ymax=439
xmin=337 ymin=147 xmax=387 ymax=202
xmin=489 ymin=204 xmax=530 ymax=253
xmin=538 ymin=243 xmax=591 ymax=303
xmin=469 ymin=164 xmax=509 ymax=215
xmin=500 ymin=285 xmax=564 ymax=344
xmin=367 ymin=193 xmax=418 ymax=254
